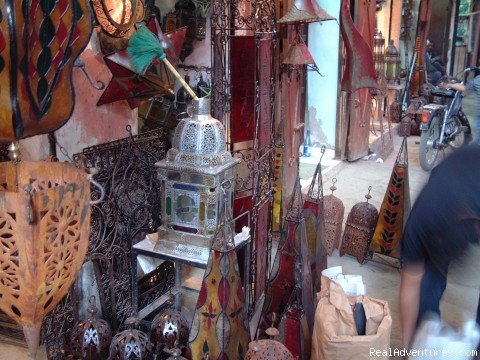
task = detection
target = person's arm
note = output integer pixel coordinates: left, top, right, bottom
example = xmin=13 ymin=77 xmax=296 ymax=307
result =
xmin=400 ymin=261 xmax=425 ymax=349
xmin=439 ymin=82 xmax=467 ymax=92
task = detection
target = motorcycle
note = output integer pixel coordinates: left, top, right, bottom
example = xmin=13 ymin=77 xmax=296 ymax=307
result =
xmin=418 ymin=67 xmax=476 ymax=171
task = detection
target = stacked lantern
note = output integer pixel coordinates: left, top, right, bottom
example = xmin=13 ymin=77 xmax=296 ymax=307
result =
xmin=155 ymin=98 xmax=240 ymax=261
xmin=385 ymin=40 xmax=401 ymax=84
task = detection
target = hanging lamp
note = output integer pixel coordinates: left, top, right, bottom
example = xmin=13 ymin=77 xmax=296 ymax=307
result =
xmin=278 ymin=0 xmax=335 ymax=25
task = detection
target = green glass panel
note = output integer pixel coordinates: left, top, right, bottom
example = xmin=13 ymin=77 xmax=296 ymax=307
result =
xmin=207 ymin=204 xmax=216 ymax=219
xmin=166 ymin=197 xmax=172 ymax=215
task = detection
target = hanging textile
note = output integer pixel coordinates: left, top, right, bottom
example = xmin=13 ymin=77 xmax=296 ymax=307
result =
xmin=370 ymin=137 xmax=411 ymax=258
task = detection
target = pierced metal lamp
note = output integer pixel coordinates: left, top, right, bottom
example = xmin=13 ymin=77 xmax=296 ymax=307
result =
xmin=282 ymin=31 xmax=320 ymax=75
xmin=155 ymin=98 xmax=240 ymax=263
xmin=0 ymin=160 xmax=95 ymax=358
xmin=385 ymin=40 xmax=401 ymax=84
xmin=70 ymin=296 xmax=112 ymax=359
xmin=278 ymin=0 xmax=335 ymax=24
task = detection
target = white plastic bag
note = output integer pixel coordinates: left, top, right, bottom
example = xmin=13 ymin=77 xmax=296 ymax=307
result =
xmin=410 ymin=315 xmax=480 ymax=360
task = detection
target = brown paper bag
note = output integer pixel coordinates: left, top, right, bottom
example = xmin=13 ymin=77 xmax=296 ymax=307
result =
xmin=311 ymin=276 xmax=392 ymax=360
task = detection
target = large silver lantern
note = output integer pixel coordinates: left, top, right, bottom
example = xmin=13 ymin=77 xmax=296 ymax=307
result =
xmin=155 ymin=98 xmax=240 ymax=262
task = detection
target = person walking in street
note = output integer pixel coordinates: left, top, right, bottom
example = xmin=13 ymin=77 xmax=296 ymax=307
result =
xmin=399 ymin=145 xmax=480 ymax=349
xmin=440 ymin=67 xmax=480 ymax=143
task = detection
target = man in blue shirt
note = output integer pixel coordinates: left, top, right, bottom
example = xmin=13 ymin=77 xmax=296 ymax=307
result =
xmin=440 ymin=67 xmax=480 ymax=144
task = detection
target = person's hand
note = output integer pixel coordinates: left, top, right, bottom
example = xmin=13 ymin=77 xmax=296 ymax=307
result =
xmin=438 ymin=82 xmax=448 ymax=89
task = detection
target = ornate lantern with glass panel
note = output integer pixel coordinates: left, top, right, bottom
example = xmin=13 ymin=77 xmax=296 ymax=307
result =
xmin=374 ymin=30 xmax=385 ymax=78
xmin=155 ymin=98 xmax=240 ymax=262
xmin=385 ymin=40 xmax=401 ymax=84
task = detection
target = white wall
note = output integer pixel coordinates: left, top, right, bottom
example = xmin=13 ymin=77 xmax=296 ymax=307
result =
xmin=306 ymin=0 xmax=341 ymax=149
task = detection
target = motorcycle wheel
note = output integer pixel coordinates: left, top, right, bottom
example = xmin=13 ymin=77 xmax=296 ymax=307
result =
xmin=419 ymin=115 xmax=440 ymax=171
xmin=450 ymin=116 xmax=472 ymax=149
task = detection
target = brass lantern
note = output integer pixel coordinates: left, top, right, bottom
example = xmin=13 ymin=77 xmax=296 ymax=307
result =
xmin=155 ymin=98 xmax=240 ymax=263
xmin=374 ymin=30 xmax=385 ymax=78
xmin=385 ymin=40 xmax=401 ymax=84
xmin=109 ymin=317 xmax=153 ymax=359
xmin=70 ymin=297 xmax=112 ymax=359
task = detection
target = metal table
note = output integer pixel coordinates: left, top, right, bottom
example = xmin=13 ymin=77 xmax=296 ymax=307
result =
xmin=131 ymin=232 xmax=251 ymax=322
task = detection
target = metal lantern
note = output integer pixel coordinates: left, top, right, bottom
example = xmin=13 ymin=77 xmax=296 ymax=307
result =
xmin=109 ymin=317 xmax=153 ymax=360
xmin=323 ymin=178 xmax=345 ymax=255
xmin=150 ymin=309 xmax=189 ymax=356
xmin=370 ymin=137 xmax=411 ymax=258
xmin=246 ymin=339 xmax=295 ymax=360
xmin=374 ymin=30 xmax=385 ymax=78
xmin=302 ymin=148 xmax=328 ymax=293
xmin=155 ymin=98 xmax=240 ymax=263
xmin=188 ymin=203 xmax=250 ymax=360
xmin=277 ymin=0 xmax=335 ymax=24
xmin=70 ymin=297 xmax=112 ymax=359
xmin=339 ymin=186 xmax=379 ymax=264
xmin=246 ymin=324 xmax=294 ymax=360
xmin=385 ymin=40 xmax=401 ymax=84
xmin=400 ymin=0 xmax=413 ymax=41
xmin=0 ymin=160 xmax=93 ymax=358
xmin=282 ymin=31 xmax=320 ymax=77
xmin=258 ymin=177 xmax=314 ymax=338
xmin=277 ymin=249 xmax=313 ymax=360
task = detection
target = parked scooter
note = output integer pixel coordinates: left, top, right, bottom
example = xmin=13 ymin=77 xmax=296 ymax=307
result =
xmin=418 ymin=67 xmax=476 ymax=171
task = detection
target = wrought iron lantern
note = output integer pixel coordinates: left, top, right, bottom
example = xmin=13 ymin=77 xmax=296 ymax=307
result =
xmin=340 ymin=186 xmax=379 ymax=264
xmin=246 ymin=320 xmax=294 ymax=360
xmin=302 ymin=148 xmax=327 ymax=293
xmin=109 ymin=317 xmax=153 ymax=359
xmin=246 ymin=338 xmax=295 ymax=360
xmin=155 ymin=97 xmax=240 ymax=263
xmin=323 ymin=178 xmax=345 ymax=255
xmin=150 ymin=309 xmax=189 ymax=356
xmin=282 ymin=30 xmax=320 ymax=78
xmin=385 ymin=40 xmax=401 ymax=84
xmin=278 ymin=0 xmax=335 ymax=24
xmin=374 ymin=30 xmax=385 ymax=78
xmin=400 ymin=0 xmax=413 ymax=41
xmin=70 ymin=296 xmax=112 ymax=359
xmin=0 ymin=160 xmax=95 ymax=358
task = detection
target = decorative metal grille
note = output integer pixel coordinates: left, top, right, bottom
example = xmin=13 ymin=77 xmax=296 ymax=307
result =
xmin=211 ymin=0 xmax=277 ymax=311
xmin=43 ymin=127 xmax=172 ymax=359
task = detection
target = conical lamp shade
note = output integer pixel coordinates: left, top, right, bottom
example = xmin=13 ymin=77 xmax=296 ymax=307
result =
xmin=278 ymin=0 xmax=335 ymax=24
xmin=283 ymin=40 xmax=316 ymax=66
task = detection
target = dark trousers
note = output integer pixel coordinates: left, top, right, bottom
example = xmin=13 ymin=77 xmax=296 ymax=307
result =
xmin=417 ymin=260 xmax=448 ymax=323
